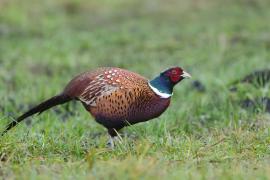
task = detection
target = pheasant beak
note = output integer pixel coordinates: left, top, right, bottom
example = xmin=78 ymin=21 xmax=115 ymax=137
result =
xmin=181 ymin=71 xmax=192 ymax=79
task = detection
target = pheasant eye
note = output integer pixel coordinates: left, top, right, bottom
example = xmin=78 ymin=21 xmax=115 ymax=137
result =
xmin=163 ymin=67 xmax=183 ymax=83
xmin=171 ymin=70 xmax=177 ymax=75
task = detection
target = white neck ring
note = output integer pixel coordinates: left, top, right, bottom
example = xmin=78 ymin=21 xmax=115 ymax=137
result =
xmin=148 ymin=82 xmax=172 ymax=99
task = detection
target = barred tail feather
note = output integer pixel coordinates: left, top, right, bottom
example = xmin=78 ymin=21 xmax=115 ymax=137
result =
xmin=1 ymin=94 xmax=72 ymax=136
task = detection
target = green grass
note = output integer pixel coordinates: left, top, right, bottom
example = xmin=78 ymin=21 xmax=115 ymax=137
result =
xmin=0 ymin=0 xmax=270 ymax=179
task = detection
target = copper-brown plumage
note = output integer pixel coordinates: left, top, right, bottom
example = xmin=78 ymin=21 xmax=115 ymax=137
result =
xmin=1 ymin=67 xmax=191 ymax=144
xmin=64 ymin=67 xmax=171 ymax=136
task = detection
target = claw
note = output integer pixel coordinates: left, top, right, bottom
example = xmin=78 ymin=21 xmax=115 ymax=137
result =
xmin=107 ymin=136 xmax=115 ymax=149
xmin=106 ymin=136 xmax=122 ymax=149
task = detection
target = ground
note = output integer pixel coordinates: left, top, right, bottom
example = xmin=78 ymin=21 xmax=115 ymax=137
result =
xmin=0 ymin=0 xmax=270 ymax=179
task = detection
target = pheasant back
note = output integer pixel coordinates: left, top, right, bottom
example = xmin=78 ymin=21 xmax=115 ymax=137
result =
xmin=64 ymin=67 xmax=171 ymax=130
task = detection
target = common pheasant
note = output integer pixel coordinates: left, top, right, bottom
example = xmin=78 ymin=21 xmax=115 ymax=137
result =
xmin=2 ymin=67 xmax=191 ymax=147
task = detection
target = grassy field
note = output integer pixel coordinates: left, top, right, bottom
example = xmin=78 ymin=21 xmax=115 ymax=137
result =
xmin=0 ymin=0 xmax=270 ymax=179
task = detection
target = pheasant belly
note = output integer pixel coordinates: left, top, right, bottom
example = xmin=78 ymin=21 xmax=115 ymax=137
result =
xmin=128 ymin=97 xmax=171 ymax=124
xmin=87 ymin=93 xmax=170 ymax=129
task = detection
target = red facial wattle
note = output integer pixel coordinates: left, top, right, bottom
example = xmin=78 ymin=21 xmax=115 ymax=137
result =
xmin=170 ymin=75 xmax=180 ymax=83
xmin=166 ymin=68 xmax=182 ymax=83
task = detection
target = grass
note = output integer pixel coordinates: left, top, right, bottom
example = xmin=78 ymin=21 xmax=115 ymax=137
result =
xmin=0 ymin=0 xmax=270 ymax=179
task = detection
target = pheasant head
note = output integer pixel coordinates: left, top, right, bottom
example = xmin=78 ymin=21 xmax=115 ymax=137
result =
xmin=149 ymin=67 xmax=191 ymax=98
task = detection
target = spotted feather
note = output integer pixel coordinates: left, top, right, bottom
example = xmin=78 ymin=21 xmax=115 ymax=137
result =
xmin=75 ymin=67 xmax=147 ymax=107
xmin=2 ymin=66 xmax=190 ymax=145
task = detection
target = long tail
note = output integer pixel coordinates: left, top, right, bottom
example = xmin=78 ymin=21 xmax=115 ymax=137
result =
xmin=1 ymin=94 xmax=73 ymax=136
